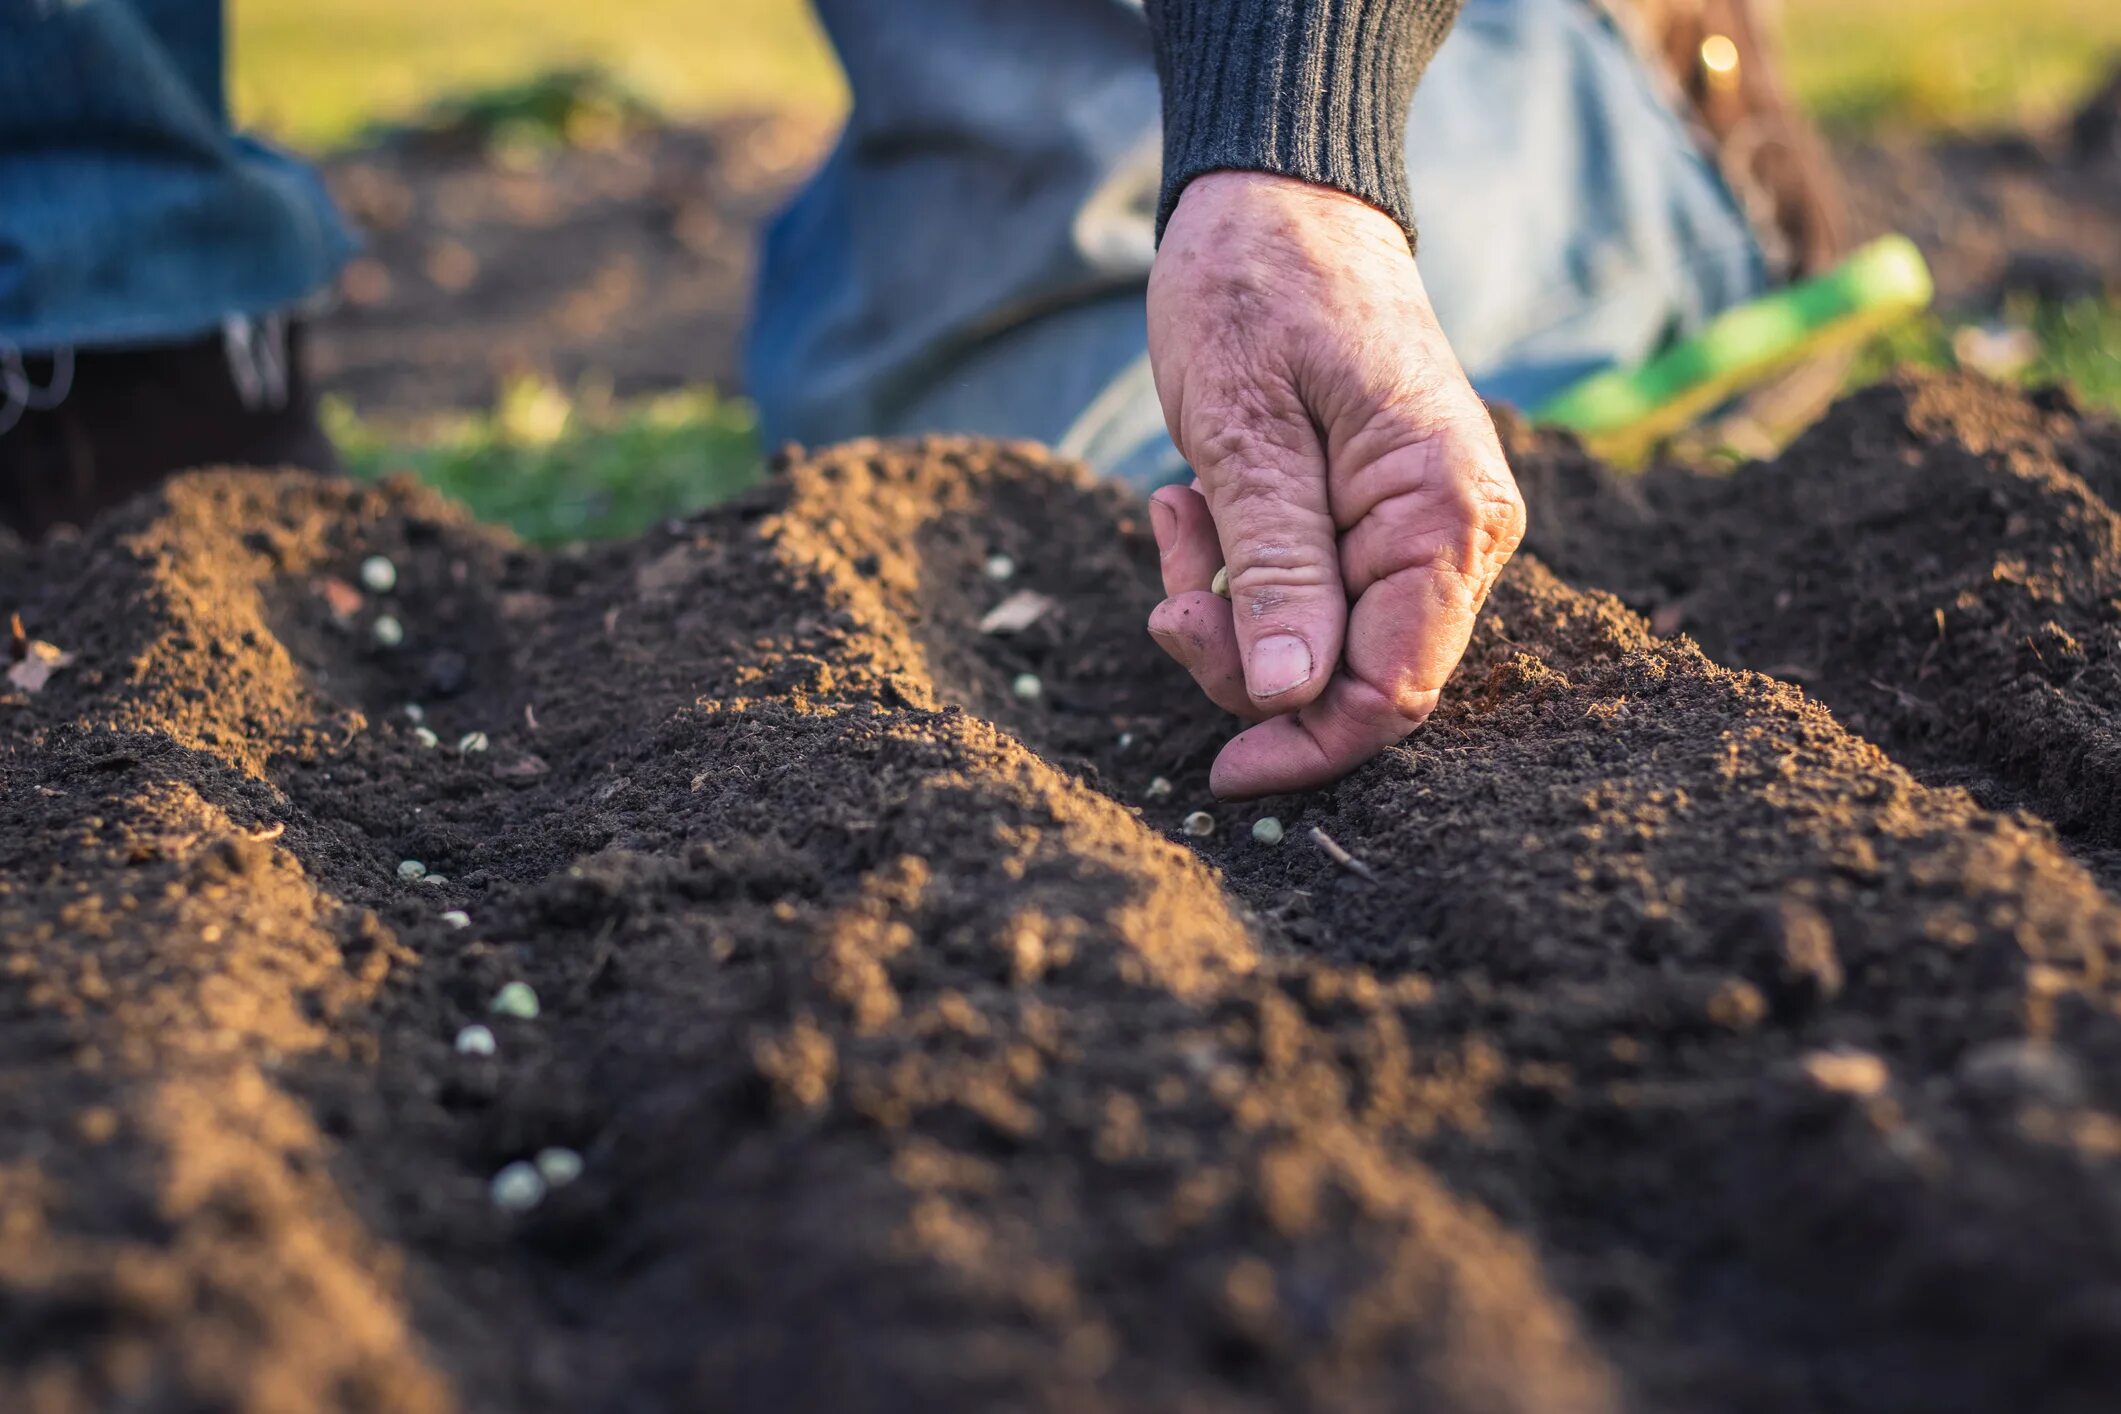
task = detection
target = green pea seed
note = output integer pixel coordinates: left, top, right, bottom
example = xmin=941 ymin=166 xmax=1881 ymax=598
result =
xmin=490 ymin=981 xmax=540 ymax=1020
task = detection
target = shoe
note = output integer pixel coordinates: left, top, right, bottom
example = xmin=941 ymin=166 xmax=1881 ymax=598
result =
xmin=0 ymin=315 xmax=339 ymax=540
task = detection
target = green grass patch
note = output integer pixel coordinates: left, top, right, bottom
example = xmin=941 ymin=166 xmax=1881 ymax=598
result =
xmin=1781 ymin=0 xmax=2120 ymax=135
xmin=1852 ymin=297 xmax=2121 ymax=414
xmin=330 ymin=380 xmax=763 ymax=544
xmin=235 ymin=0 xmax=2119 ymax=150
xmin=233 ymin=0 xmax=844 ymax=151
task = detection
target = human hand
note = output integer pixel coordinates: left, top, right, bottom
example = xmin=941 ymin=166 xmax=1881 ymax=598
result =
xmin=1144 ymin=171 xmax=1526 ymax=799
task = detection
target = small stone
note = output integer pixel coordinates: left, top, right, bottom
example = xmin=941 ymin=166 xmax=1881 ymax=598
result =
xmin=458 ymin=731 xmax=490 ymax=754
xmin=440 ymin=910 xmax=471 ymax=930
xmin=421 ymin=873 xmax=449 ymax=886
xmin=454 ymin=1024 xmax=497 ymax=1056
xmin=490 ymin=981 xmax=540 ymax=1020
xmin=1182 ymin=811 xmax=1216 ymax=838
xmin=1211 ymin=566 xmax=1231 ymax=598
xmin=1251 ymin=817 xmax=1285 ymax=845
xmin=1117 ymin=732 xmax=1135 ymax=751
xmin=1706 ymin=977 xmax=1768 ymax=1031
xmin=1743 ymin=898 xmax=1843 ymax=1015
xmin=413 ymin=726 xmax=440 ymax=749
xmin=403 ymin=703 xmax=426 ymax=724
xmin=490 ymin=1161 xmax=546 ymax=1213
xmin=984 ymin=553 xmax=1016 ymax=582
xmin=1959 ymin=1038 xmax=2085 ymax=1109
xmin=372 ymin=614 xmax=405 ymax=649
xmin=535 ymin=1147 xmax=584 ymax=1188
xmin=1145 ymin=776 xmax=1174 ymax=801
xmin=1799 ymin=1047 xmax=1889 ymax=1098
xmin=359 ymin=555 xmax=398 ymax=593
xmin=1011 ymin=673 xmax=1043 ymax=701
xmin=397 ymin=859 xmax=427 ymax=882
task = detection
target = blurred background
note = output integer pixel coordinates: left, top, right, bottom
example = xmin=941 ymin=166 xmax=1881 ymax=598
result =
xmin=225 ymin=0 xmax=2121 ymax=540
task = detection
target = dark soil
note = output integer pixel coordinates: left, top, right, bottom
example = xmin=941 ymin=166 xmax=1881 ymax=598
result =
xmin=1518 ymin=370 xmax=2121 ymax=883
xmin=1840 ymin=72 xmax=2121 ymax=308
xmin=312 ymin=112 xmax=828 ymax=414
xmin=5 ymin=372 xmax=2121 ymax=1412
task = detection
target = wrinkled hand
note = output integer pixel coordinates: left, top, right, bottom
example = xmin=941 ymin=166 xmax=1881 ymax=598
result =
xmin=1144 ymin=172 xmax=1526 ymax=799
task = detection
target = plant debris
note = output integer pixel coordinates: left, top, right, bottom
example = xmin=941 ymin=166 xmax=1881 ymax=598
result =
xmin=5 ymin=629 xmax=73 ymax=695
xmin=1307 ymin=826 xmax=1379 ymax=884
xmin=978 ymin=588 xmax=1057 ymax=636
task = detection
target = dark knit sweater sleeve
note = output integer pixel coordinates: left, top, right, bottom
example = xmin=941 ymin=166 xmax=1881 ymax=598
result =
xmin=1143 ymin=0 xmax=1465 ymax=246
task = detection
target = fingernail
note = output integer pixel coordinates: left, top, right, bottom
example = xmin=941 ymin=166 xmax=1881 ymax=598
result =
xmin=1147 ymin=494 xmax=1175 ymax=552
xmin=1250 ymin=634 xmax=1313 ymax=698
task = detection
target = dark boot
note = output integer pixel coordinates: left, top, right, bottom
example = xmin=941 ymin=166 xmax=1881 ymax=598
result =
xmin=0 ymin=316 xmax=339 ymax=540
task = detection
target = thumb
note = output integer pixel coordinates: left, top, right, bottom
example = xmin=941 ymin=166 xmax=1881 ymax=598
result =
xmin=1195 ymin=428 xmax=1347 ymax=715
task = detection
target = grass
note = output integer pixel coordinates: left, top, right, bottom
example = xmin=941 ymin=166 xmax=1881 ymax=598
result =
xmin=1850 ymin=298 xmax=2121 ymax=414
xmin=1781 ymin=0 xmax=2121 ymax=135
xmin=234 ymin=0 xmax=2118 ymax=150
xmin=233 ymin=0 xmax=843 ymax=152
xmin=329 ymin=380 xmax=762 ymax=544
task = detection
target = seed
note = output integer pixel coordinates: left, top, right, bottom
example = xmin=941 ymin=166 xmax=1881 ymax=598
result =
xmin=1211 ymin=566 xmax=1230 ymax=598
xmin=1011 ymin=673 xmax=1043 ymax=701
xmin=490 ymin=1161 xmax=546 ymax=1213
xmin=1182 ymin=811 xmax=1216 ymax=838
xmin=490 ymin=981 xmax=540 ymax=1020
xmin=984 ymin=553 xmax=1016 ymax=582
xmin=1251 ymin=816 xmax=1285 ymax=845
xmin=372 ymin=614 xmax=405 ymax=648
xmin=359 ymin=555 xmax=399 ymax=593
xmin=403 ymin=703 xmax=426 ymax=724
xmin=454 ymin=1023 xmax=497 ymax=1056
xmin=458 ymin=730 xmax=490 ymax=754
xmin=535 ymin=1146 xmax=584 ymax=1188
xmin=441 ymin=910 xmax=471 ymax=929
xmin=398 ymin=859 xmax=427 ymax=881
xmin=1145 ymin=776 xmax=1173 ymax=801
xmin=413 ymin=726 xmax=440 ymax=749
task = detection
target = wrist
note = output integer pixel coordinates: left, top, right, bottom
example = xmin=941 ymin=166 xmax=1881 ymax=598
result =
xmin=1165 ymin=171 xmax=1417 ymax=264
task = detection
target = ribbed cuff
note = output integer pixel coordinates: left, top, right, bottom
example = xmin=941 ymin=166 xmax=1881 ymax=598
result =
xmin=1144 ymin=0 xmax=1464 ymax=248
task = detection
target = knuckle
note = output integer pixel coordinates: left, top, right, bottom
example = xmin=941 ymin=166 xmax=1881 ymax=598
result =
xmin=1226 ymin=559 xmax=1338 ymax=618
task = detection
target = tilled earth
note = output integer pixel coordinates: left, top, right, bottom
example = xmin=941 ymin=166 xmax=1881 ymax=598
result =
xmin=4 ymin=372 xmax=2121 ymax=1412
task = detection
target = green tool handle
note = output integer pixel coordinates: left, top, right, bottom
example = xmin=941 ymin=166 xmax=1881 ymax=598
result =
xmin=1532 ymin=234 xmax=1934 ymax=459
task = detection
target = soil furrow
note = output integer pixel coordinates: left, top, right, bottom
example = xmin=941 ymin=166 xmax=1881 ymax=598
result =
xmin=4 ymin=373 xmax=2121 ymax=1412
xmin=1517 ymin=373 xmax=2121 ymax=887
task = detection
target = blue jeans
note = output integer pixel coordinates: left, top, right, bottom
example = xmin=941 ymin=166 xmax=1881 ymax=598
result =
xmin=0 ymin=0 xmax=352 ymax=353
xmin=748 ymin=0 xmax=1768 ymax=487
